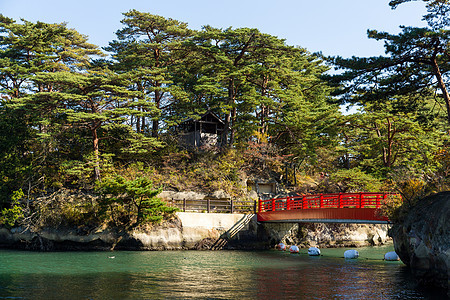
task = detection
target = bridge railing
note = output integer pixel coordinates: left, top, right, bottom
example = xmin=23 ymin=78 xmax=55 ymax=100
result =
xmin=259 ymin=192 xmax=396 ymax=212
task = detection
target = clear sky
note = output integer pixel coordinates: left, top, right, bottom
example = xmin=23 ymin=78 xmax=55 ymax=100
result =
xmin=1 ymin=0 xmax=427 ymax=58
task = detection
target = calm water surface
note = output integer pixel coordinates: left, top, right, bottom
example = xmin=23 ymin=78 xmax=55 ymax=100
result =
xmin=0 ymin=245 xmax=445 ymax=299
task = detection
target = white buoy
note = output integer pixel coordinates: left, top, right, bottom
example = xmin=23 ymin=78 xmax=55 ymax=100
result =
xmin=289 ymin=245 xmax=299 ymax=253
xmin=308 ymin=247 xmax=321 ymax=256
xmin=277 ymin=243 xmax=286 ymax=251
xmin=344 ymin=249 xmax=359 ymax=259
xmin=384 ymin=251 xmax=400 ymax=261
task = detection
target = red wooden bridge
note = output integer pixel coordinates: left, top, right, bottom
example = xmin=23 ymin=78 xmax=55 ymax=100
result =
xmin=257 ymin=193 xmax=397 ymax=224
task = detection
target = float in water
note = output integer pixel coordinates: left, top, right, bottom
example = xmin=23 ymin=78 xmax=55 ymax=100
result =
xmin=384 ymin=251 xmax=400 ymax=261
xmin=289 ymin=245 xmax=299 ymax=253
xmin=276 ymin=243 xmax=286 ymax=251
xmin=344 ymin=249 xmax=359 ymax=259
xmin=308 ymin=247 xmax=321 ymax=256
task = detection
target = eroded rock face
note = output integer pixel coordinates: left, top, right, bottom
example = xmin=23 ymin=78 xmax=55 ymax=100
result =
xmin=259 ymin=222 xmax=390 ymax=248
xmin=390 ymin=192 xmax=449 ymax=294
xmin=0 ymin=213 xmax=259 ymax=251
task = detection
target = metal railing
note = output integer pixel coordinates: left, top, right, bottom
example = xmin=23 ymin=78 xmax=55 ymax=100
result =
xmin=169 ymin=198 xmax=257 ymax=214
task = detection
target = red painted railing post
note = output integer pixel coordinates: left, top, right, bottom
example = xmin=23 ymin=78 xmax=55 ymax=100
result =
xmin=320 ymin=194 xmax=323 ymax=208
xmin=359 ymin=192 xmax=362 ymax=208
xmin=287 ymin=196 xmax=290 ymax=210
xmin=258 ymin=198 xmax=262 ymax=212
xmin=338 ymin=193 xmax=343 ymax=208
xmin=272 ymin=198 xmax=275 ymax=211
xmin=380 ymin=193 xmax=387 ymax=208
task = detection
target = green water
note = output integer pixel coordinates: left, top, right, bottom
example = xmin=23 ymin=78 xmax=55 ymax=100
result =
xmin=0 ymin=245 xmax=444 ymax=299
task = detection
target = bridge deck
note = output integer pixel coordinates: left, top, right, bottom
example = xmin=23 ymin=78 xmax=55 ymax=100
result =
xmin=257 ymin=193 xmax=396 ymax=224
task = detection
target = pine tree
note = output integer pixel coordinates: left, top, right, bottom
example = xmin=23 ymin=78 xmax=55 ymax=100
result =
xmin=329 ymin=2 xmax=450 ymax=125
xmin=342 ymin=100 xmax=445 ymax=177
xmin=106 ymin=10 xmax=192 ymax=137
xmin=0 ymin=16 xmax=103 ymax=191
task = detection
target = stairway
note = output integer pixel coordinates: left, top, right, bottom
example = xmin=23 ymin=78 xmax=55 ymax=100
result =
xmin=211 ymin=214 xmax=255 ymax=250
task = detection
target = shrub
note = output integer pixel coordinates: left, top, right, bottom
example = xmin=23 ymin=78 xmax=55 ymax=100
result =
xmin=327 ymin=168 xmax=384 ymax=192
xmin=377 ymin=194 xmax=403 ymax=221
xmin=96 ymin=175 xmax=178 ymax=227
xmin=0 ymin=189 xmax=24 ymax=228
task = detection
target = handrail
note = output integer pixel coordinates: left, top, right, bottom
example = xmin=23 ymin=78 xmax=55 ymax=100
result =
xmin=169 ymin=198 xmax=256 ymax=214
xmin=258 ymin=192 xmax=399 ymax=212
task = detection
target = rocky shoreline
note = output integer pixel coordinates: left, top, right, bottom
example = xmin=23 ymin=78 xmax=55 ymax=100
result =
xmin=0 ymin=212 xmax=391 ymax=251
xmin=390 ymin=192 xmax=449 ymax=296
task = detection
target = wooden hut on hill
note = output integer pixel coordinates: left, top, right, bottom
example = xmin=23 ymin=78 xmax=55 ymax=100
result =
xmin=178 ymin=111 xmax=226 ymax=149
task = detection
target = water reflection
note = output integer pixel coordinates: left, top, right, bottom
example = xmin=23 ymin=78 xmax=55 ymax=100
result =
xmin=0 ymin=249 xmax=444 ymax=299
xmin=253 ymin=256 xmax=434 ymax=299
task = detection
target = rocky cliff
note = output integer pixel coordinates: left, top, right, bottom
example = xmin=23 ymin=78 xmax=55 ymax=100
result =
xmin=390 ymin=192 xmax=449 ymax=295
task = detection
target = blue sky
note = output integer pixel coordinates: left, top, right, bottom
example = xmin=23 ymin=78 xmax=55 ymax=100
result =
xmin=1 ymin=0 xmax=427 ymax=58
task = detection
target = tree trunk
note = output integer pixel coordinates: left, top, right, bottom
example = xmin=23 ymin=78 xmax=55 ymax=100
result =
xmin=136 ymin=82 xmax=144 ymax=133
xmin=431 ymin=58 xmax=450 ymax=125
xmin=221 ymin=79 xmax=236 ymax=148
xmin=136 ymin=114 xmax=140 ymax=133
xmin=91 ymin=125 xmax=101 ymax=181
xmin=221 ymin=111 xmax=231 ymax=148
xmin=230 ymin=106 xmax=237 ymax=145
xmin=152 ymin=88 xmax=160 ymax=137
xmin=260 ymin=76 xmax=269 ymax=138
xmin=385 ymin=118 xmax=394 ymax=168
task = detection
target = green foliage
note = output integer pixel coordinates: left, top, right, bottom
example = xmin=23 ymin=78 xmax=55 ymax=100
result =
xmin=327 ymin=168 xmax=385 ymax=193
xmin=389 ymin=0 xmax=450 ymax=29
xmin=59 ymin=153 xmax=115 ymax=188
xmin=0 ymin=8 xmax=448 ymax=232
xmin=397 ymin=178 xmax=427 ymax=205
xmin=329 ymin=11 xmax=450 ymax=124
xmin=340 ymin=101 xmax=445 ymax=177
xmin=96 ymin=175 xmax=177 ymax=226
xmin=0 ymin=189 xmax=24 ymax=228
xmin=0 ymin=104 xmax=34 ymax=205
xmin=106 ymin=10 xmax=192 ymax=138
